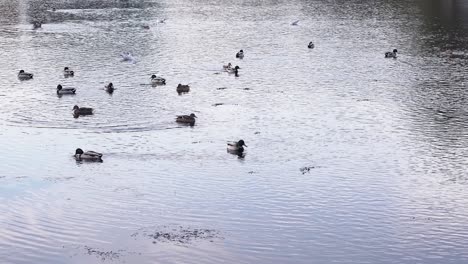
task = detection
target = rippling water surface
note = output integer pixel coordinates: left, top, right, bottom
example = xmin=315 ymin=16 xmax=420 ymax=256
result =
xmin=1 ymin=0 xmax=468 ymax=263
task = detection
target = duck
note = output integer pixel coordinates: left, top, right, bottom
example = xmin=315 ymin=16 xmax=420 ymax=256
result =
xmin=18 ymin=70 xmax=33 ymax=80
xmin=291 ymin=20 xmax=300 ymax=26
xmin=56 ymin=84 xmax=76 ymax=95
xmin=308 ymin=42 xmax=314 ymax=49
xmin=176 ymin=84 xmax=190 ymax=93
xmin=151 ymin=74 xmax=166 ymax=85
xmin=32 ymin=21 xmax=42 ymax=30
xmin=73 ymin=105 xmax=93 ymax=117
xmin=385 ymin=49 xmax=398 ymax=58
xmin=223 ymin=62 xmax=232 ymax=71
xmin=236 ymin=50 xmax=244 ymax=59
xmin=176 ymin=113 xmax=197 ymax=125
xmin=227 ymin=140 xmax=247 ymax=153
xmin=226 ymin=65 xmax=240 ymax=75
xmin=105 ymin=82 xmax=114 ymax=93
xmin=121 ymin=52 xmax=134 ymax=62
xmin=74 ymin=148 xmax=103 ymax=162
xmin=64 ymin=67 xmax=74 ymax=77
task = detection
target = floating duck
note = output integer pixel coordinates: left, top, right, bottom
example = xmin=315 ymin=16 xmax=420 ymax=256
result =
xmin=64 ymin=67 xmax=74 ymax=77
xmin=151 ymin=75 xmax=166 ymax=85
xmin=226 ymin=65 xmax=240 ymax=75
xmin=385 ymin=49 xmax=397 ymax=58
xmin=223 ymin=63 xmax=232 ymax=71
xmin=121 ymin=52 xmax=134 ymax=62
xmin=177 ymin=84 xmax=190 ymax=93
xmin=56 ymin=84 xmax=76 ymax=95
xmin=227 ymin=140 xmax=247 ymax=153
xmin=308 ymin=42 xmax=314 ymax=49
xmin=291 ymin=20 xmax=300 ymax=26
xmin=73 ymin=105 xmax=93 ymax=117
xmin=74 ymin=148 xmax=103 ymax=162
xmin=236 ymin=50 xmax=244 ymax=59
xmin=18 ymin=70 xmax=33 ymax=80
xmin=176 ymin=113 xmax=197 ymax=125
xmin=105 ymin=82 xmax=114 ymax=93
xmin=32 ymin=21 xmax=42 ymax=30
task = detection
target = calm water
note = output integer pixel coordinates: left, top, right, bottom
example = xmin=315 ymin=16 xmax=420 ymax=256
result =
xmin=1 ymin=0 xmax=468 ymax=263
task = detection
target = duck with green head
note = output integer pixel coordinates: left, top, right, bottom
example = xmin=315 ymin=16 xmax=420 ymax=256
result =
xmin=227 ymin=139 xmax=247 ymax=153
xmin=176 ymin=113 xmax=197 ymax=125
xmin=57 ymin=84 xmax=76 ymax=95
xmin=74 ymin=148 xmax=103 ymax=162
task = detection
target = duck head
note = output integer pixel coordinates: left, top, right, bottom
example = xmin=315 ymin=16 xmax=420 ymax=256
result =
xmin=73 ymin=105 xmax=80 ymax=110
xmin=190 ymin=113 xmax=197 ymax=118
xmin=151 ymin=75 xmax=156 ymax=79
xmin=234 ymin=66 xmax=240 ymax=70
xmin=239 ymin=50 xmax=244 ymax=53
xmin=57 ymin=84 xmax=62 ymax=90
xmin=19 ymin=70 xmax=24 ymax=74
xmin=75 ymin=148 xmax=84 ymax=155
xmin=64 ymin=67 xmax=69 ymax=71
xmin=237 ymin=140 xmax=247 ymax=147
xmin=108 ymin=82 xmax=113 ymax=88
xmin=393 ymin=49 xmax=398 ymax=53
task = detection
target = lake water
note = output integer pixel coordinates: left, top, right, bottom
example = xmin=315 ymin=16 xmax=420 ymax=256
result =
xmin=1 ymin=0 xmax=468 ymax=263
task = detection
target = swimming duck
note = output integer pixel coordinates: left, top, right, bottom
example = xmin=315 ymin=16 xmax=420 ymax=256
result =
xmin=73 ymin=105 xmax=93 ymax=117
xmin=227 ymin=140 xmax=247 ymax=153
xmin=308 ymin=42 xmax=314 ymax=49
xmin=56 ymin=84 xmax=76 ymax=95
xmin=151 ymin=75 xmax=166 ymax=85
xmin=121 ymin=52 xmax=134 ymax=62
xmin=32 ymin=21 xmax=42 ymax=30
xmin=226 ymin=65 xmax=240 ymax=75
xmin=291 ymin=20 xmax=300 ymax=26
xmin=236 ymin=50 xmax=244 ymax=59
xmin=385 ymin=49 xmax=398 ymax=58
xmin=177 ymin=84 xmax=190 ymax=93
xmin=64 ymin=67 xmax=74 ymax=77
xmin=105 ymin=82 xmax=114 ymax=93
xmin=176 ymin=113 xmax=197 ymax=125
xmin=74 ymin=148 xmax=103 ymax=162
xmin=18 ymin=70 xmax=33 ymax=80
xmin=223 ymin=63 xmax=232 ymax=71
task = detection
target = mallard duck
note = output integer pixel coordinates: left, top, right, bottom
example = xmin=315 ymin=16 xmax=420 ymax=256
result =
xmin=105 ymin=82 xmax=114 ymax=93
xmin=18 ymin=70 xmax=33 ymax=80
xmin=176 ymin=113 xmax=197 ymax=125
xmin=236 ymin=50 xmax=244 ymax=59
xmin=57 ymin=84 xmax=76 ymax=95
xmin=227 ymin=140 xmax=247 ymax=153
xmin=64 ymin=67 xmax=74 ymax=77
xmin=151 ymin=75 xmax=166 ymax=85
xmin=74 ymin=148 xmax=103 ymax=162
xmin=177 ymin=84 xmax=190 ymax=93
xmin=385 ymin=49 xmax=398 ymax=58
xmin=32 ymin=21 xmax=42 ymax=30
xmin=121 ymin=52 xmax=134 ymax=62
xmin=226 ymin=66 xmax=240 ymax=75
xmin=308 ymin=42 xmax=314 ymax=49
xmin=291 ymin=20 xmax=300 ymax=26
xmin=223 ymin=63 xmax=232 ymax=71
xmin=73 ymin=105 xmax=93 ymax=117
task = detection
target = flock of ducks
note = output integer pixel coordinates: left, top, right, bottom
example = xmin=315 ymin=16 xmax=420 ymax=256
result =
xmin=19 ymin=18 xmax=399 ymax=162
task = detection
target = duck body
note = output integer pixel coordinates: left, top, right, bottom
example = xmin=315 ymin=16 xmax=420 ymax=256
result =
xmin=308 ymin=42 xmax=314 ymax=49
xmin=64 ymin=67 xmax=74 ymax=77
xmin=176 ymin=113 xmax=197 ymax=125
xmin=73 ymin=105 xmax=93 ymax=117
xmin=385 ymin=49 xmax=398 ymax=58
xmin=227 ymin=140 xmax=247 ymax=153
xmin=74 ymin=148 xmax=103 ymax=162
xmin=105 ymin=82 xmax=114 ymax=93
xmin=223 ymin=63 xmax=232 ymax=71
xmin=18 ymin=70 xmax=33 ymax=80
xmin=56 ymin=84 xmax=76 ymax=95
xmin=226 ymin=65 xmax=240 ymax=74
xmin=236 ymin=50 xmax=244 ymax=59
xmin=176 ymin=84 xmax=190 ymax=93
xmin=151 ymin=75 xmax=166 ymax=85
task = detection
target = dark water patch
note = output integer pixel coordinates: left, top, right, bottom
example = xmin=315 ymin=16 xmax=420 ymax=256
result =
xmin=131 ymin=225 xmax=223 ymax=245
